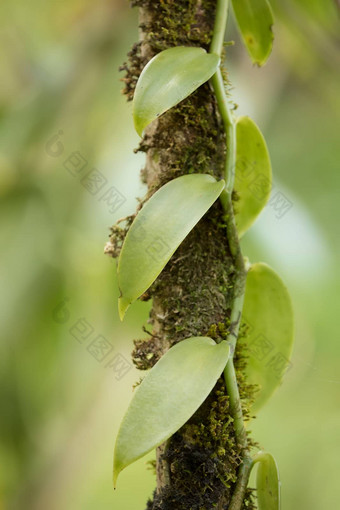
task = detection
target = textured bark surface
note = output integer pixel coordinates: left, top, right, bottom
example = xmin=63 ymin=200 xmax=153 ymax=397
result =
xmin=108 ymin=1 xmax=257 ymax=508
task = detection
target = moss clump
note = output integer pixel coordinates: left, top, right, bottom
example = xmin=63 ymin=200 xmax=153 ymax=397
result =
xmin=132 ymin=335 xmax=163 ymax=370
xmin=132 ymin=0 xmax=217 ymax=50
xmin=234 ymin=323 xmax=260 ymax=423
xmin=119 ymin=42 xmax=147 ymax=101
xmin=104 ymin=215 xmax=134 ymax=259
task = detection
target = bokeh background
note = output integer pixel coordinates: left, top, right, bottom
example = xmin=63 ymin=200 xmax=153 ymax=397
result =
xmin=1 ymin=0 xmax=339 ymax=508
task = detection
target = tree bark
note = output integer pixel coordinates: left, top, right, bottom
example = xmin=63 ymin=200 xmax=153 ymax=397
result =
xmin=110 ymin=1 xmax=257 ymax=508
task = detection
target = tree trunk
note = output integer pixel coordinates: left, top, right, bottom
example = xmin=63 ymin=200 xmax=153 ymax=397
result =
xmin=113 ymin=1 xmax=256 ymax=508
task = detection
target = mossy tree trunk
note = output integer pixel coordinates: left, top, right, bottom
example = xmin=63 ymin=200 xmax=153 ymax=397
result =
xmin=114 ymin=1 xmax=256 ymax=508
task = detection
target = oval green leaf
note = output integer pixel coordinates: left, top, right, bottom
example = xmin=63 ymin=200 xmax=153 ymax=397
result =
xmin=133 ymin=46 xmax=219 ymax=136
xmin=118 ymin=174 xmax=225 ymax=319
xmin=113 ymin=337 xmax=231 ymax=486
xmin=242 ymin=263 xmax=294 ymax=412
xmin=231 ymin=0 xmax=274 ymax=66
xmin=234 ymin=116 xmax=272 ymax=237
xmin=255 ymin=451 xmax=280 ymax=509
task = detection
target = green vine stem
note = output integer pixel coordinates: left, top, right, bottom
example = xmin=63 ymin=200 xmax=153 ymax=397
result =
xmin=228 ymin=453 xmax=272 ymax=510
xmin=210 ymin=0 xmax=230 ymax=57
xmin=210 ymin=1 xmax=253 ymax=508
xmin=211 ymin=71 xmax=235 ymax=196
xmin=228 ymin=457 xmax=253 ymax=510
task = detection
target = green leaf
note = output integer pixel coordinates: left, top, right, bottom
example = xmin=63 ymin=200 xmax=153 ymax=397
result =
xmin=118 ymin=174 xmax=225 ymax=319
xmin=231 ymin=0 xmax=274 ymax=66
xmin=255 ymin=451 xmax=280 ymax=509
xmin=234 ymin=116 xmax=272 ymax=237
xmin=113 ymin=337 xmax=231 ymax=486
xmin=242 ymin=263 xmax=294 ymax=412
xmin=133 ymin=46 xmax=219 ymax=136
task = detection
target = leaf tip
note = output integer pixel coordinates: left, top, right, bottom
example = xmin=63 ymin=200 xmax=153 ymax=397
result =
xmin=118 ymin=296 xmax=130 ymax=321
xmin=113 ymin=439 xmax=123 ymax=488
xmin=113 ymin=465 xmax=120 ymax=489
xmin=133 ymin=115 xmax=144 ymax=137
xmin=251 ymin=51 xmax=271 ymax=67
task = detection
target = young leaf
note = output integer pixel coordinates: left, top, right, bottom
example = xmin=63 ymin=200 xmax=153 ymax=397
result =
xmin=242 ymin=263 xmax=294 ymax=412
xmin=234 ymin=116 xmax=272 ymax=237
xmin=133 ymin=46 xmax=219 ymax=136
xmin=113 ymin=337 xmax=231 ymax=486
xmin=231 ymin=0 xmax=274 ymax=66
xmin=118 ymin=174 xmax=225 ymax=320
xmin=255 ymin=451 xmax=280 ymax=509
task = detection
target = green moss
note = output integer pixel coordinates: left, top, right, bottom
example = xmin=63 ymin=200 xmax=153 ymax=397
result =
xmin=104 ymin=215 xmax=134 ymax=259
xmin=132 ymin=336 xmax=163 ymax=370
xmin=132 ymin=0 xmax=216 ymax=49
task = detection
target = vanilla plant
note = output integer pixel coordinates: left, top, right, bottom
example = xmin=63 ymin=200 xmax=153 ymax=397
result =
xmin=106 ymin=1 xmax=293 ymax=508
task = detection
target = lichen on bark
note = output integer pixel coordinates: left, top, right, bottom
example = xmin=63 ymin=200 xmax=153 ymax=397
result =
xmin=107 ymin=1 xmax=257 ymax=508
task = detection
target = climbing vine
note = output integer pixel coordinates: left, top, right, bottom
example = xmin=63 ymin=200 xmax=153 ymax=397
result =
xmin=107 ymin=1 xmax=294 ymax=509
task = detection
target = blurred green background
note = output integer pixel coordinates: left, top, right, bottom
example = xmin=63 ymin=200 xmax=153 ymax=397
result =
xmin=0 ymin=1 xmax=339 ymax=508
